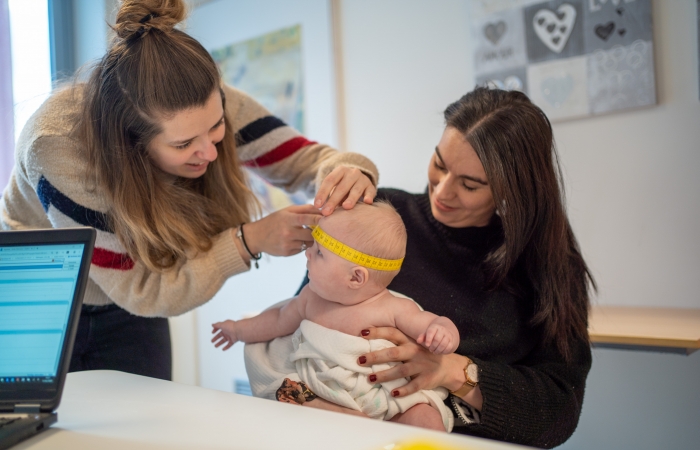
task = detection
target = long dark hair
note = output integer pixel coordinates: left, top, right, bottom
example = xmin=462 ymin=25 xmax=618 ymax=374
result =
xmin=75 ymin=0 xmax=257 ymax=271
xmin=444 ymin=87 xmax=595 ymax=361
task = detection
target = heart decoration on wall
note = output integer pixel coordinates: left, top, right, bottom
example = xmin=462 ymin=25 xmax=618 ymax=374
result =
xmin=541 ymin=74 xmax=574 ymax=108
xmin=532 ymin=4 xmax=576 ymax=53
xmin=595 ymin=21 xmax=615 ymax=40
xmin=484 ymin=21 xmax=507 ymax=45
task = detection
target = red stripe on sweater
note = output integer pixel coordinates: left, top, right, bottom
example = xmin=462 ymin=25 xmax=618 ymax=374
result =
xmin=243 ymin=136 xmax=316 ymax=168
xmin=92 ymin=247 xmax=135 ymax=270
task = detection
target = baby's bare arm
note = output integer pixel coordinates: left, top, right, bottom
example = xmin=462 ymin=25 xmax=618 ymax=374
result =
xmin=242 ymin=298 xmax=306 ymax=342
xmin=392 ymin=298 xmax=460 ymax=354
xmin=212 ymin=296 xmax=307 ymax=348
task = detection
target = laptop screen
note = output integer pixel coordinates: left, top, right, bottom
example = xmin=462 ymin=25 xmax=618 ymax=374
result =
xmin=0 ymin=228 xmax=94 ymax=410
xmin=0 ymin=243 xmax=85 ymax=387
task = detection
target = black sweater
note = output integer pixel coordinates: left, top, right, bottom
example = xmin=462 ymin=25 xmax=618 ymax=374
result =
xmin=378 ymin=188 xmax=591 ymax=449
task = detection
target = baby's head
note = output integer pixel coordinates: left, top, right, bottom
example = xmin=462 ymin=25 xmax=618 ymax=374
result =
xmin=305 ymin=200 xmax=407 ymax=301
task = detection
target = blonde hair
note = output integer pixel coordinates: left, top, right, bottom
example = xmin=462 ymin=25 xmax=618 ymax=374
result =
xmin=76 ymin=0 xmax=258 ymax=272
xmin=324 ymin=200 xmax=406 ymax=287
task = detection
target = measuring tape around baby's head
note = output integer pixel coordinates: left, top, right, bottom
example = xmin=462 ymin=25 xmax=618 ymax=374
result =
xmin=311 ymin=226 xmax=403 ymax=271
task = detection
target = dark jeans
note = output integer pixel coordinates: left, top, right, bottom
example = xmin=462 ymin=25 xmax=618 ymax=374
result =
xmin=69 ymin=304 xmax=172 ymax=380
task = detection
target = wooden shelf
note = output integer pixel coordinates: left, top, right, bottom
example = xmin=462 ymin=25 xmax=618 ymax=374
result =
xmin=588 ymin=306 xmax=700 ymax=354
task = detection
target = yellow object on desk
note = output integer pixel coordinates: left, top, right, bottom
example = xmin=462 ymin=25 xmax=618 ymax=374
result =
xmin=383 ymin=438 xmax=478 ymax=450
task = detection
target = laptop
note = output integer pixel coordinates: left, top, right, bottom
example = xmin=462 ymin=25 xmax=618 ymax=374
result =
xmin=0 ymin=227 xmax=95 ymax=450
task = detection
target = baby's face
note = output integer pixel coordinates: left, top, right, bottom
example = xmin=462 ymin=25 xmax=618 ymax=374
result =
xmin=305 ymin=218 xmax=355 ymax=302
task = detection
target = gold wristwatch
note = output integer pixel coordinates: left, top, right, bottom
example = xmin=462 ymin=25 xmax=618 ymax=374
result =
xmin=450 ymin=357 xmax=479 ymax=397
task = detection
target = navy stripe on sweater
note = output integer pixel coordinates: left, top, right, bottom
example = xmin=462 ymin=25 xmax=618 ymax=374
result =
xmin=234 ymin=116 xmax=286 ymax=147
xmin=37 ymin=176 xmax=111 ymax=232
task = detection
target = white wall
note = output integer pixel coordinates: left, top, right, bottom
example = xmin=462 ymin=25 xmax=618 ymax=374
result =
xmin=340 ymin=0 xmax=473 ymax=193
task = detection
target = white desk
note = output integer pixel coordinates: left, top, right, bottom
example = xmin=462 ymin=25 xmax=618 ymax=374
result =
xmin=13 ymin=371 xmax=527 ymax=450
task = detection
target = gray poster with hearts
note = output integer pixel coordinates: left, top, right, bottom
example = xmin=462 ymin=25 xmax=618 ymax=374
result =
xmin=469 ymin=0 xmax=656 ymax=120
xmin=472 ymin=8 xmax=528 ymax=76
xmin=582 ymin=0 xmax=652 ymax=53
xmin=524 ymin=0 xmax=585 ymax=63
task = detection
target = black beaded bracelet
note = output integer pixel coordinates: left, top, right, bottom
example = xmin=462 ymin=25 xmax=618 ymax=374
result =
xmin=236 ymin=224 xmax=261 ymax=269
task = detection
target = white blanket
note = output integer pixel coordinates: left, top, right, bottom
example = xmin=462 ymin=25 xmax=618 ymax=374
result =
xmin=244 ymin=319 xmax=454 ymax=431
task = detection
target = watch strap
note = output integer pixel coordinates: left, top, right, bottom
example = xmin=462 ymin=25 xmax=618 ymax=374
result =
xmin=450 ymin=357 xmax=478 ymax=397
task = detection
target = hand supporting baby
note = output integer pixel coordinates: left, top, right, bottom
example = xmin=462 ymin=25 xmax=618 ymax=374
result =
xmin=416 ymin=316 xmax=459 ymax=355
xmin=211 ymin=320 xmax=238 ymax=351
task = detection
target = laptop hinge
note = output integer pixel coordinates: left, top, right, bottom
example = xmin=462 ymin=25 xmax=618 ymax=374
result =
xmin=14 ymin=404 xmax=41 ymax=414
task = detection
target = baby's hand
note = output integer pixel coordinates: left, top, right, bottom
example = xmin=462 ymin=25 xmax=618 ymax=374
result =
xmin=211 ymin=320 xmax=239 ymax=351
xmin=417 ymin=322 xmax=458 ymax=354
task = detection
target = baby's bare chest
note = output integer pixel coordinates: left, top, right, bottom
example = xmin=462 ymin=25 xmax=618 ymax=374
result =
xmin=306 ymin=303 xmax=395 ymax=337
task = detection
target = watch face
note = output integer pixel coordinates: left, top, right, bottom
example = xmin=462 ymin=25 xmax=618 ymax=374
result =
xmin=467 ymin=363 xmax=479 ymax=383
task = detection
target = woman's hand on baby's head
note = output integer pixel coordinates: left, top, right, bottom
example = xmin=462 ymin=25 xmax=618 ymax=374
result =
xmin=211 ymin=320 xmax=238 ymax=351
xmin=314 ymin=166 xmax=376 ymax=216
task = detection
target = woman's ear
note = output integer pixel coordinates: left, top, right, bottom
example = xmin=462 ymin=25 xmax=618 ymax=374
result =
xmin=348 ymin=266 xmax=369 ymax=289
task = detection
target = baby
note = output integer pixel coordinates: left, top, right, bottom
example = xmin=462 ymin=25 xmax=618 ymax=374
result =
xmin=211 ymin=201 xmax=459 ymax=431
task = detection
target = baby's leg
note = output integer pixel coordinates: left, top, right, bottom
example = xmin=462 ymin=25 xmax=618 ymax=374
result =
xmin=389 ymin=403 xmax=445 ymax=432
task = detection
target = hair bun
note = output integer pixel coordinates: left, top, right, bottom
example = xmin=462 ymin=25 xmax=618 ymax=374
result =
xmin=114 ymin=0 xmax=187 ymax=41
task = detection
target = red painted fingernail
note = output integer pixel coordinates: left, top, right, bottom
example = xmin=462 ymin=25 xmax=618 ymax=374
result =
xmin=361 ymin=329 xmax=370 ymax=336
xmin=358 ymin=356 xmax=367 ymax=364
xmin=392 ymin=390 xmax=400 ymax=397
xmin=369 ymin=374 xmax=377 ymax=382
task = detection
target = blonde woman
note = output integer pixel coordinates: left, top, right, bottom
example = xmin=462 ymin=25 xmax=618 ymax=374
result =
xmin=0 ymin=0 xmax=378 ymax=380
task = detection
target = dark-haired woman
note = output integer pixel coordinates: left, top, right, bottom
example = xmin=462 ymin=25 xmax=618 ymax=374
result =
xmin=361 ymin=88 xmax=594 ymax=448
xmin=247 ymin=87 xmax=593 ymax=448
xmin=0 ymin=0 xmax=377 ymax=381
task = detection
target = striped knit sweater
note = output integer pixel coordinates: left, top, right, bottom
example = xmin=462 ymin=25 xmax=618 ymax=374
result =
xmin=0 ymin=84 xmax=378 ymax=317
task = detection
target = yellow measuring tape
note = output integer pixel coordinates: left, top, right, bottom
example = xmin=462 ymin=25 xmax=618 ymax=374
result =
xmin=311 ymin=226 xmax=403 ymax=271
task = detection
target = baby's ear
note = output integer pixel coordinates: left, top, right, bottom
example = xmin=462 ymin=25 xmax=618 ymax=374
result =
xmin=348 ymin=266 xmax=369 ymax=289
